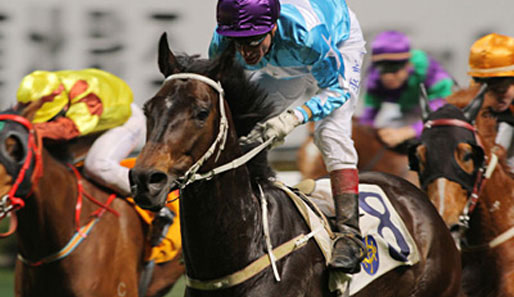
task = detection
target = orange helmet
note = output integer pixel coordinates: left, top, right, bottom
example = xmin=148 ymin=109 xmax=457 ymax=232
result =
xmin=468 ymin=33 xmax=514 ymax=78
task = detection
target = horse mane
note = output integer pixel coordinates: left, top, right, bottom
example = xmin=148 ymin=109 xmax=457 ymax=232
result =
xmin=175 ymin=53 xmax=277 ymax=181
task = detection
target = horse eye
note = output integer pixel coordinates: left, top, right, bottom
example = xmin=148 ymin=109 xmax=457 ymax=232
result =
xmin=462 ymin=152 xmax=473 ymax=162
xmin=196 ymin=109 xmax=210 ymax=121
xmin=5 ymin=136 xmax=25 ymax=163
xmin=455 ymin=143 xmax=475 ymax=174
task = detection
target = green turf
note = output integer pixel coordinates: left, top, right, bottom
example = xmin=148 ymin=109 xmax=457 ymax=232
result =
xmin=0 ymin=267 xmax=185 ymax=297
xmin=0 ymin=268 xmax=14 ymax=297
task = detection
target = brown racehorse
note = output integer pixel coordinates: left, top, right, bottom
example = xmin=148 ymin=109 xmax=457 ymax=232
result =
xmin=0 ymin=105 xmax=184 ymax=297
xmin=297 ymin=120 xmax=419 ymax=186
xmin=129 ymin=33 xmax=463 ymax=297
xmin=409 ymin=85 xmax=514 ymax=297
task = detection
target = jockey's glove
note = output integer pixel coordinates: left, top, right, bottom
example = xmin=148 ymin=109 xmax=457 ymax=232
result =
xmin=240 ymin=109 xmax=301 ymax=148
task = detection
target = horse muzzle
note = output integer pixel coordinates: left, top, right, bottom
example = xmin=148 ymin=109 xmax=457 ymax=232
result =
xmin=129 ymin=168 xmax=175 ymax=211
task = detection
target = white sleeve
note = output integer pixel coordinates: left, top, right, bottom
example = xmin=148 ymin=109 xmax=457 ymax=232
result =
xmin=496 ymin=122 xmax=514 ymax=150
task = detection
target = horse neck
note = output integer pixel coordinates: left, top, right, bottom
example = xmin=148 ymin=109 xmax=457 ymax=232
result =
xmin=473 ymin=165 xmax=514 ymax=240
xmin=467 ymin=137 xmax=514 ymax=245
xmin=180 ymin=128 xmax=264 ymax=280
xmin=15 ymin=150 xmax=81 ymax=260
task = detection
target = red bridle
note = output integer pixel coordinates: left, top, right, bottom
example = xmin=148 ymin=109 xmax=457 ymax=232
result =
xmin=0 ymin=114 xmax=43 ymax=237
xmin=0 ymin=114 xmax=43 ymax=214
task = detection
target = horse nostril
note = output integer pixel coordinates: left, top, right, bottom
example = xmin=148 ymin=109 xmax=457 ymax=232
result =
xmin=148 ymin=171 xmax=169 ymax=195
xmin=149 ymin=171 xmax=168 ymax=184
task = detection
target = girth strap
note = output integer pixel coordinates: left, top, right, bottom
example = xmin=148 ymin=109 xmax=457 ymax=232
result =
xmin=185 ymin=233 xmax=309 ymax=290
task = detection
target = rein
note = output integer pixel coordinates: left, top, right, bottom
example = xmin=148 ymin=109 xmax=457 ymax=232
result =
xmin=165 ymin=73 xmax=314 ymax=290
xmin=423 ymin=118 xmax=513 ymax=249
xmin=18 ymin=164 xmax=119 ymax=267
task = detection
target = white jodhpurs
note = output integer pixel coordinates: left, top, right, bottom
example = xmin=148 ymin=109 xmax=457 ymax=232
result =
xmin=84 ymin=103 xmax=146 ymax=196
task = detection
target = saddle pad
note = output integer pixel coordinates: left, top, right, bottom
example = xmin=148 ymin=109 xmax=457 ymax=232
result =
xmin=349 ymin=183 xmax=420 ymax=295
xmin=285 ymin=180 xmax=420 ymax=296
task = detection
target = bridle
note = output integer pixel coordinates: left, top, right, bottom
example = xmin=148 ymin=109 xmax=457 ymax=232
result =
xmin=422 ymin=118 xmax=513 ymax=249
xmin=0 ymin=114 xmax=43 ymax=220
xmin=422 ymin=119 xmax=487 ymax=231
xmin=0 ymin=114 xmax=119 ymax=264
xmin=163 ymin=73 xmax=273 ymax=190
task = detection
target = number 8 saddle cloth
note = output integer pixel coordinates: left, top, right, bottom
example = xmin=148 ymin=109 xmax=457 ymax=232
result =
xmin=281 ymin=178 xmax=420 ymax=296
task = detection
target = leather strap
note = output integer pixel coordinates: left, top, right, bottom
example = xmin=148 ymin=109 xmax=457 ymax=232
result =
xmin=185 ymin=234 xmax=308 ymax=290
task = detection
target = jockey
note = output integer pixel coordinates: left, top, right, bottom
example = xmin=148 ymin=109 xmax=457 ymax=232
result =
xmin=15 ymin=68 xmax=146 ymax=197
xmin=209 ymin=0 xmax=366 ymax=273
xmin=469 ymin=33 xmax=514 ymax=174
xmin=360 ymin=30 xmax=454 ymax=148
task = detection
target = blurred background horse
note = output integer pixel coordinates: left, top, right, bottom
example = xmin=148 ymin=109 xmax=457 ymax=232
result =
xmin=0 ymin=105 xmax=184 ymax=297
xmin=409 ymin=85 xmax=514 ymax=297
xmin=297 ymin=120 xmax=419 ymax=186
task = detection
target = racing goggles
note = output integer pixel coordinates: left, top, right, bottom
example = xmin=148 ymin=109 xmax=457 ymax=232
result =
xmin=231 ymin=33 xmax=269 ymax=47
xmin=375 ymin=61 xmax=408 ymax=74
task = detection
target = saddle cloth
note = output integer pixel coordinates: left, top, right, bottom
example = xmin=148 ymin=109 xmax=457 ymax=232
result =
xmin=282 ymin=178 xmax=420 ymax=296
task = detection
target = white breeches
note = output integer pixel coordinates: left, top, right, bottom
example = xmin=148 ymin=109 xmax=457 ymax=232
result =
xmin=84 ymin=103 xmax=146 ymax=196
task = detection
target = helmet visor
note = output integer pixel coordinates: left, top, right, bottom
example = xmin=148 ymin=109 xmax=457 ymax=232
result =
xmin=230 ymin=32 xmax=269 ymax=47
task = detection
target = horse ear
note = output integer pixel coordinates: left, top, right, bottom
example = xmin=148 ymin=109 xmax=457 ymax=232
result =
xmin=462 ymin=83 xmax=487 ymax=124
xmin=211 ymin=42 xmax=236 ymax=81
xmin=407 ymin=141 xmax=421 ymax=172
xmin=419 ymin=83 xmax=432 ymax=121
xmin=158 ymin=32 xmax=181 ymax=77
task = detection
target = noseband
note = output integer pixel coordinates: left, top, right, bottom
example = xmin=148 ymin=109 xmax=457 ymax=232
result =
xmin=163 ymin=73 xmax=273 ymax=189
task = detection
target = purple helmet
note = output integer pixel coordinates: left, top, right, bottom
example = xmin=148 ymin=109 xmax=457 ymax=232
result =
xmin=371 ymin=31 xmax=411 ymax=62
xmin=216 ymin=0 xmax=281 ymax=38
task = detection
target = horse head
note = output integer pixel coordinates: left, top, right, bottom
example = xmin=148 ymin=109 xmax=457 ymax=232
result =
xmin=409 ymin=87 xmax=487 ymax=241
xmin=130 ymin=32 xmax=271 ymax=210
xmin=0 ymin=105 xmax=43 ymax=215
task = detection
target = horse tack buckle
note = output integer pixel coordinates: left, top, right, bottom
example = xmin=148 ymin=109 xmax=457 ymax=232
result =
xmin=0 ymin=195 xmax=14 ymax=218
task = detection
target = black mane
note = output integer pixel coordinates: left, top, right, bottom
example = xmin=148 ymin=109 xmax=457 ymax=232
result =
xmin=175 ymin=53 xmax=276 ymax=181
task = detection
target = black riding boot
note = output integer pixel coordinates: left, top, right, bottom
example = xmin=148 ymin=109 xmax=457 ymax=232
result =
xmin=328 ymin=169 xmax=366 ymax=273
